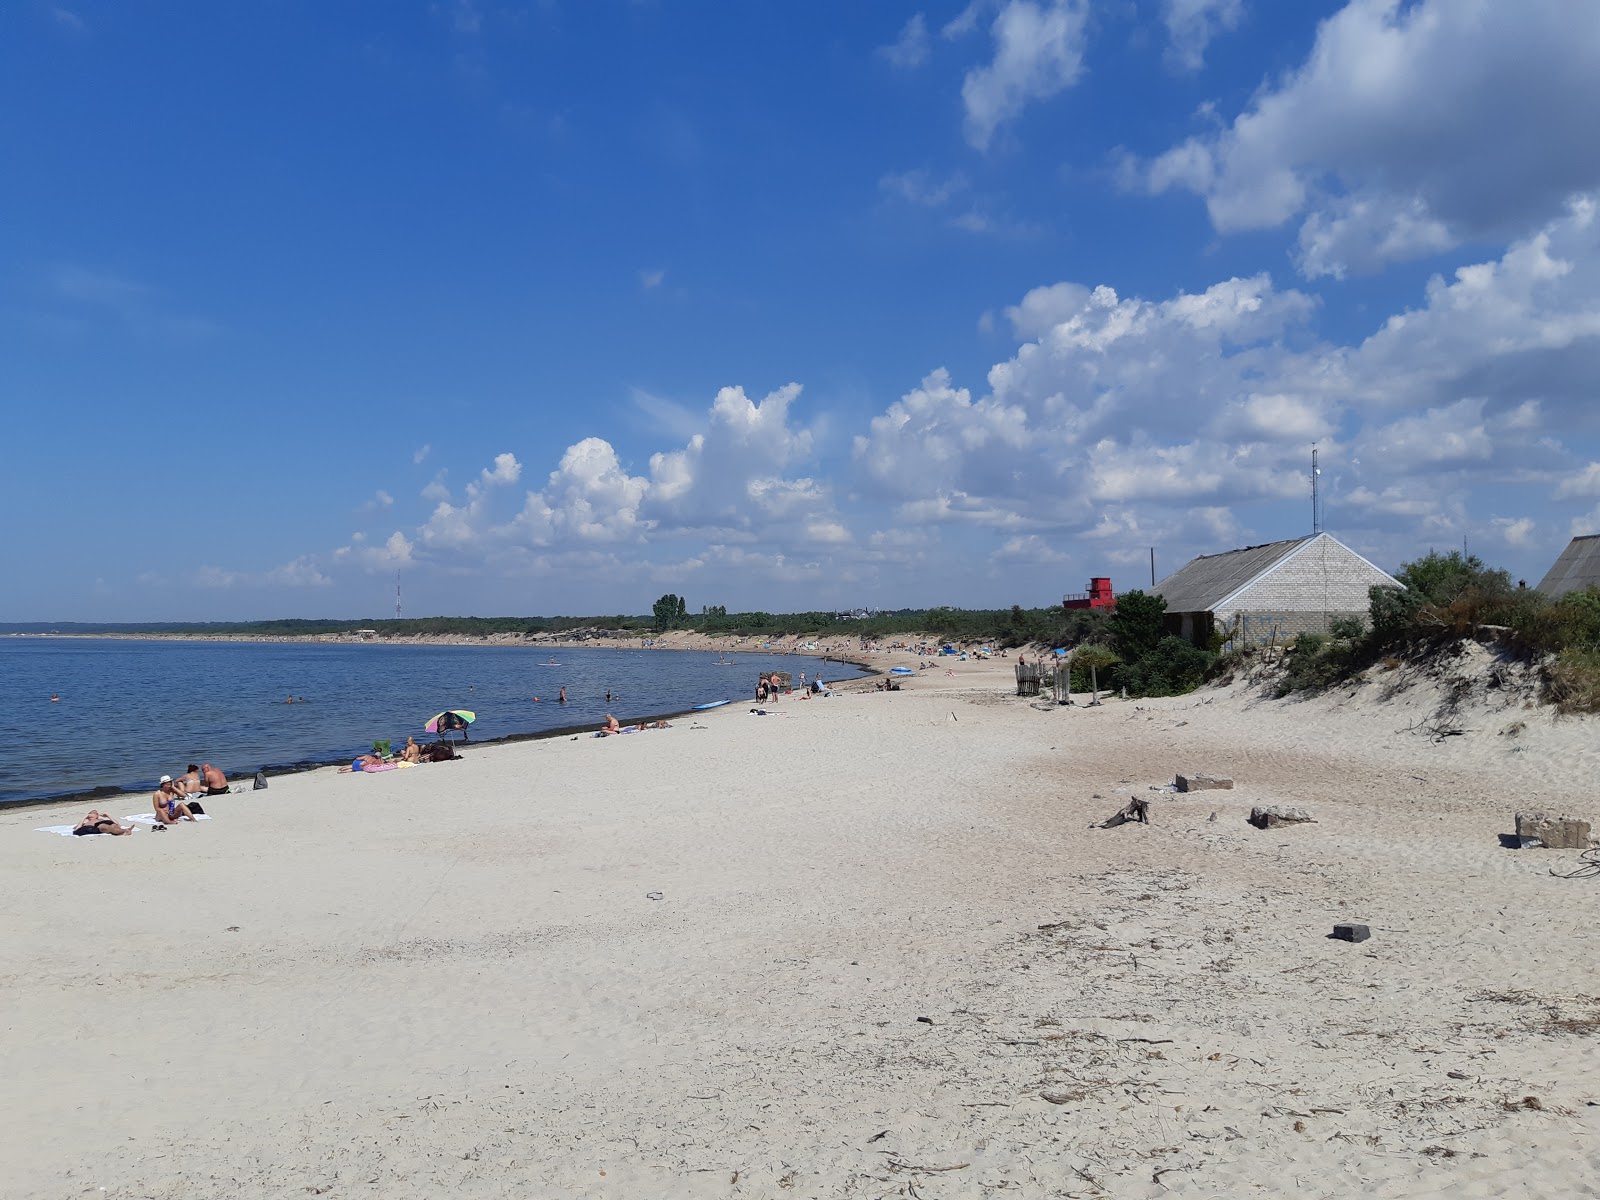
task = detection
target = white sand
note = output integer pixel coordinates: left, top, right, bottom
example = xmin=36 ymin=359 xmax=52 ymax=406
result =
xmin=4 ymin=651 xmax=1599 ymax=1198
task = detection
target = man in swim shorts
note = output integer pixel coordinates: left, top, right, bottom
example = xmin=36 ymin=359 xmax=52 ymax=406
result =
xmin=199 ymin=762 xmax=231 ymax=796
xmin=152 ymin=777 xmax=198 ymax=824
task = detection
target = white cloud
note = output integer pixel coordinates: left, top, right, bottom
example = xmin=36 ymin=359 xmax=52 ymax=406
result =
xmin=421 ymin=478 xmax=450 ymax=503
xmin=961 ymin=0 xmax=1090 ymax=151
xmin=413 ymin=443 xmax=432 ymax=465
xmin=878 ymin=13 xmax=931 ymax=69
xmin=1296 ymin=193 xmax=1454 ymax=280
xmin=1556 ymin=463 xmax=1600 ymax=500
xmin=942 ymin=0 xmax=992 ymax=41
xmin=193 ymin=557 xmax=332 ymax=590
xmin=1491 ymin=516 xmax=1536 ymax=548
xmin=1162 ymin=0 xmax=1242 ymax=73
xmin=630 ymin=386 xmax=703 ymax=440
xmin=467 ymin=452 xmax=521 ymax=499
xmin=992 ymin=534 xmax=1068 ymax=563
xmin=1139 ymin=0 xmax=1600 ymax=275
xmin=879 ymin=168 xmax=967 ymax=208
xmin=639 ymin=268 xmax=665 ymax=289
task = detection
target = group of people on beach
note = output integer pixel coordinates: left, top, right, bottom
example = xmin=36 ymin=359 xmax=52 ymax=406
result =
xmin=72 ymin=761 xmax=230 ymax=835
xmin=340 ymin=735 xmax=449 ymax=772
xmin=755 ymin=671 xmax=832 ymax=702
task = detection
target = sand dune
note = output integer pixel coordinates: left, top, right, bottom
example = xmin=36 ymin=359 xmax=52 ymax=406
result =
xmin=3 ymin=653 xmax=1598 ymax=1198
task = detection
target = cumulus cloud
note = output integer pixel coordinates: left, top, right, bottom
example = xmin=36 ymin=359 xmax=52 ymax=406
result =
xmin=413 ymin=443 xmax=431 ymax=465
xmin=961 ymin=0 xmax=1090 ymax=150
xmin=848 ymin=198 xmax=1600 ymax=570
xmin=1139 ymin=0 xmax=1600 ymax=275
xmin=256 ymin=197 xmax=1600 ymax=600
xmin=878 ymin=13 xmax=931 ymax=68
xmin=1162 ymin=0 xmax=1242 ymax=73
xmin=1491 ymin=516 xmax=1536 ymax=548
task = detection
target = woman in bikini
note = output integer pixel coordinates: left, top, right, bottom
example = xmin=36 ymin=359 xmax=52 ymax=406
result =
xmin=73 ymin=810 xmax=134 ymax=836
xmin=152 ymin=778 xmax=198 ymax=824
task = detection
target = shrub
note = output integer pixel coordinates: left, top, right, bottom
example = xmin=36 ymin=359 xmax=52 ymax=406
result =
xmin=1119 ymin=636 xmax=1214 ymax=697
xmin=1546 ymin=647 xmax=1600 ymax=714
xmin=1329 ymin=616 xmax=1365 ymax=640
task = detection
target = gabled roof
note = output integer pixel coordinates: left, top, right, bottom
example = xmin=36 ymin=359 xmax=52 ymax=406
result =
xmin=1153 ymin=536 xmax=1312 ymax=613
xmin=1537 ymin=534 xmax=1600 ymax=599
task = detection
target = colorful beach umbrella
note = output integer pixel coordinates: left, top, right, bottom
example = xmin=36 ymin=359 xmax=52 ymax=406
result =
xmin=425 ymin=709 xmax=476 ymax=733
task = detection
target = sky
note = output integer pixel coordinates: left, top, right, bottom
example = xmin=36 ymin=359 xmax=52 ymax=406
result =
xmin=7 ymin=0 xmax=1600 ymax=622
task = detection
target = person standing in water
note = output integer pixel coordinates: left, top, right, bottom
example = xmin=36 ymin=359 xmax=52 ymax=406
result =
xmin=559 ymin=687 xmax=567 ymax=704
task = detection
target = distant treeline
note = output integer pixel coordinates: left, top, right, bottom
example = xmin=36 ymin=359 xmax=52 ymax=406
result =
xmin=3 ymin=605 xmax=1104 ymax=646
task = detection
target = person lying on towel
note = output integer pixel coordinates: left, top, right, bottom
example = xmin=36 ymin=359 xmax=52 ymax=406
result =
xmin=74 ymin=810 xmax=135 ymax=836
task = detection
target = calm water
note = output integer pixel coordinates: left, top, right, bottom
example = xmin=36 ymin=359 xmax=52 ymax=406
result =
xmin=0 ymin=638 xmax=867 ymax=805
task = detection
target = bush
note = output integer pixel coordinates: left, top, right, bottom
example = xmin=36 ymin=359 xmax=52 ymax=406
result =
xmin=1275 ymin=635 xmax=1361 ymax=697
xmin=1546 ymin=646 xmax=1600 ymax=714
xmin=1118 ymin=636 xmax=1214 ymax=697
xmin=1329 ymin=616 xmax=1365 ymax=640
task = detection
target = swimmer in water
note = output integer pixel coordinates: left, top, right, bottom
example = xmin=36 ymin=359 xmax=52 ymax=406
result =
xmin=559 ymin=687 xmax=567 ymax=704
xmin=50 ymin=694 xmax=59 ymax=702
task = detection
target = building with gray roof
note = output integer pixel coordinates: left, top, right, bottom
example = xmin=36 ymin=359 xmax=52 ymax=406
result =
xmin=1153 ymin=532 xmax=1401 ymax=647
xmin=1536 ymin=534 xmax=1600 ymax=600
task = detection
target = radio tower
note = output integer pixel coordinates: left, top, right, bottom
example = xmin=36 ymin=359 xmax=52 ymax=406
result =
xmin=1311 ymin=445 xmax=1322 ymax=535
xmin=395 ymin=571 xmax=403 ymax=620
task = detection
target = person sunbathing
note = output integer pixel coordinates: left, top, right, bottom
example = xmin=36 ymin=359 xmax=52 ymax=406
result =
xmin=153 ymin=777 xmax=198 ymax=823
xmin=401 ymin=737 xmax=422 ymax=764
xmin=339 ymin=754 xmax=386 ymax=773
xmin=599 ymin=714 xmax=622 ymax=735
xmin=199 ymin=762 xmax=231 ymax=796
xmin=74 ymin=810 xmax=134 ymax=836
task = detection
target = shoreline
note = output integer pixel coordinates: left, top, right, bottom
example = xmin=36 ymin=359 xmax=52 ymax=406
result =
xmin=4 ymin=647 xmax=881 ymax=814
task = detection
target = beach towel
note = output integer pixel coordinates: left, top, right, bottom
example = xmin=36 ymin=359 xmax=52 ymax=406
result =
xmin=37 ymin=824 xmax=135 ymax=837
xmin=124 ymin=813 xmax=212 ymax=825
xmin=356 ymin=762 xmax=399 ymax=773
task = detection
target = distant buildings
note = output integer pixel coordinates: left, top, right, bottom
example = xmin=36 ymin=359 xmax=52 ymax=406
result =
xmin=1153 ymin=533 xmax=1400 ymax=646
xmin=1535 ymin=534 xmax=1600 ymax=599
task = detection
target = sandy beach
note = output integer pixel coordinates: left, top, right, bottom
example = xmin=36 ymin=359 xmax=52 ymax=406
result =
xmin=5 ymin=651 xmax=1599 ymax=1198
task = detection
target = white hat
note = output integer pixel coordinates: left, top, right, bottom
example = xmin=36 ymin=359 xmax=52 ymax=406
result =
xmin=159 ymin=775 xmax=172 ymax=784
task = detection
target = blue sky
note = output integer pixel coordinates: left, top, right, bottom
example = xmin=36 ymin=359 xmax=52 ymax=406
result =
xmin=7 ymin=0 xmax=1600 ymax=621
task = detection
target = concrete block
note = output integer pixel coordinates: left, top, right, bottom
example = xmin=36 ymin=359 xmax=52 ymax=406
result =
xmin=1515 ymin=811 xmax=1591 ymax=850
xmin=1249 ymin=805 xmax=1314 ymax=830
xmin=1177 ymin=773 xmax=1234 ymax=792
xmin=1332 ymin=923 xmax=1370 ymax=943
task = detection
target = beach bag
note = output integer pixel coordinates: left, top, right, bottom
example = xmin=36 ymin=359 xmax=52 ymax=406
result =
xmin=253 ymin=771 xmax=269 ymax=791
xmin=426 ymin=742 xmax=455 ymax=762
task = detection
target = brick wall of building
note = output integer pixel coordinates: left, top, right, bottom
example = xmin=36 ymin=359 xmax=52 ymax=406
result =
xmin=1213 ymin=535 xmax=1397 ymax=645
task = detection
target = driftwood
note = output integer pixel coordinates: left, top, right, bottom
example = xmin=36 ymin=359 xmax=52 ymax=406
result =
xmin=1097 ymin=796 xmax=1150 ymax=828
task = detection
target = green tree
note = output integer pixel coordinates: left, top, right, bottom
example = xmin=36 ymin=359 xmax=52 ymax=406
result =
xmin=652 ymin=593 xmax=688 ymax=631
xmin=1108 ymin=590 xmax=1167 ymax=661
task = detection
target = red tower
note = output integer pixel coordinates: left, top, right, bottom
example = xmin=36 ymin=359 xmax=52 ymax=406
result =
xmin=1062 ymin=577 xmax=1116 ymax=611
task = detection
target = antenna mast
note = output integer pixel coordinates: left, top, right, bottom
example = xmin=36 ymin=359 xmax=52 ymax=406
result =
xmin=1311 ymin=445 xmax=1322 ymax=535
xmin=395 ymin=571 xmax=402 ymax=621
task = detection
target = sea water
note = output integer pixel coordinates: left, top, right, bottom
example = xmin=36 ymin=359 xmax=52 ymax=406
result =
xmin=1 ymin=638 xmax=866 ymax=805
